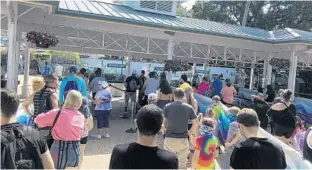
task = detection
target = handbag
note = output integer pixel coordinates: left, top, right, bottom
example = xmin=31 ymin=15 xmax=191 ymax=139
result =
xmin=46 ymin=109 xmax=62 ymax=148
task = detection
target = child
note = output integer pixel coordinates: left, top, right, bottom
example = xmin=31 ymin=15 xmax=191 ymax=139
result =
xmin=205 ymin=108 xmax=218 ymax=137
xmin=192 ymin=118 xmax=219 ymax=169
xmin=94 ymin=81 xmax=112 ymax=139
xmin=225 ymin=107 xmax=243 ymax=153
xmin=211 ymin=95 xmax=230 ymax=146
xmin=148 ymin=93 xmax=157 ymax=105
xmin=78 ymin=97 xmax=94 ymax=169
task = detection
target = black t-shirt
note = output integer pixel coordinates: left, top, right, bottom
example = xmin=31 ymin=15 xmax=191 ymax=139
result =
xmin=267 ymin=103 xmax=297 ymax=128
xmin=265 ymin=91 xmax=276 ymax=102
xmin=1 ymin=123 xmax=48 ymax=154
xmin=253 ymin=99 xmax=270 ymax=120
xmin=109 ymin=142 xmax=178 ymax=169
xmin=125 ymin=76 xmax=140 ymax=92
xmin=230 ymin=137 xmax=287 ymax=169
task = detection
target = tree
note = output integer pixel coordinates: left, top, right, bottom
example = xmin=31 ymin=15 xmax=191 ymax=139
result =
xmin=176 ymin=5 xmax=192 ymax=17
xmin=192 ymin=1 xmax=312 ymax=31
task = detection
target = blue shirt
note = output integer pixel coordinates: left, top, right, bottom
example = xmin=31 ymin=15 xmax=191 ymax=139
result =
xmin=16 ymin=113 xmax=31 ymax=126
xmin=95 ymin=89 xmax=112 ymax=110
xmin=212 ymin=79 xmax=222 ymax=96
xmin=144 ymin=78 xmax=159 ymax=95
xmin=43 ymin=65 xmax=52 ymax=77
xmin=59 ymin=74 xmax=88 ymax=104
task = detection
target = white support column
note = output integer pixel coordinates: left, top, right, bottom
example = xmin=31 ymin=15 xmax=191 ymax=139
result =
xmin=288 ymin=51 xmax=297 ymax=97
xmin=14 ymin=27 xmax=21 ymax=90
xmin=192 ymin=63 xmax=196 ymax=75
xmin=21 ymin=42 xmax=30 ymax=98
xmin=249 ymin=51 xmax=256 ymax=89
xmin=167 ymin=39 xmax=174 ymax=60
xmin=6 ymin=1 xmax=18 ymax=90
xmin=126 ymin=56 xmax=131 ymax=77
xmin=266 ymin=53 xmax=273 ymax=86
xmin=203 ymin=60 xmax=207 ymax=72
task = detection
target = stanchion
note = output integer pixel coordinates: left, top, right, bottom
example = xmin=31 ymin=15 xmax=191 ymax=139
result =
xmin=125 ymin=89 xmax=139 ymax=133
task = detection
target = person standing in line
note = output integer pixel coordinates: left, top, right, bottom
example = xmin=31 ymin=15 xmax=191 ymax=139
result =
xmin=35 ymin=90 xmax=85 ymax=169
xmin=230 ymin=108 xmax=287 ymax=169
xmin=120 ymin=71 xmax=140 ymax=119
xmin=197 ymin=76 xmax=211 ymax=96
xmin=267 ymin=89 xmax=297 ymax=145
xmin=179 ymin=74 xmax=191 ymax=90
xmin=191 ymin=118 xmax=219 ymax=169
xmin=138 ymin=70 xmax=147 ymax=107
xmin=162 ymin=88 xmax=199 ymax=169
xmin=78 ymin=68 xmax=89 ymax=88
xmin=251 ymin=93 xmax=270 ymax=130
xmin=1 ymin=90 xmax=55 ymax=169
xmin=59 ymin=66 xmax=87 ymax=105
xmin=42 ymin=61 xmax=52 ymax=77
xmin=93 ymin=81 xmax=112 ymax=139
xmin=141 ymin=71 xmax=159 ymax=107
xmin=157 ymin=72 xmax=173 ymax=109
xmin=265 ymin=84 xmax=276 ymax=103
xmin=221 ymin=79 xmax=237 ymax=107
xmin=109 ymin=105 xmax=178 ymax=169
xmin=89 ymin=68 xmax=105 ymax=99
xmin=54 ymin=63 xmax=63 ymax=79
xmin=22 ymin=74 xmax=59 ymax=149
xmin=211 ymin=75 xmax=223 ymax=97
xmin=184 ymin=87 xmax=198 ymax=131
xmin=78 ymin=97 xmax=94 ymax=169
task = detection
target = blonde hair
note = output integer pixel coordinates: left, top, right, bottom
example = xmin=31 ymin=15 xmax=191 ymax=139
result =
xmin=205 ymin=108 xmax=215 ymax=118
xmin=228 ymin=106 xmax=241 ymax=115
xmin=63 ymin=90 xmax=82 ymax=110
xmin=31 ymin=77 xmax=44 ymax=92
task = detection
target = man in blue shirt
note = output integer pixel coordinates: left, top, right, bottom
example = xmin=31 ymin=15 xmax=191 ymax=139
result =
xmin=212 ymin=75 xmax=223 ymax=97
xmin=42 ymin=61 xmax=52 ymax=77
xmin=59 ymin=66 xmax=88 ymax=104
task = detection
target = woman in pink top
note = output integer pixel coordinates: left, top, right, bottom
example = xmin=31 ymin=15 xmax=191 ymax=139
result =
xmin=35 ymin=90 xmax=84 ymax=169
xmin=221 ymin=79 xmax=237 ymax=106
xmin=197 ymin=76 xmax=211 ymax=96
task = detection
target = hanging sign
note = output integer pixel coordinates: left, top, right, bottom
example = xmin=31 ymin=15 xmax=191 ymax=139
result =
xmin=51 ymin=58 xmax=75 ymax=65
xmin=107 ymin=63 xmax=126 ymax=68
xmin=154 ymin=67 xmax=164 ymax=71
xmin=195 ymin=70 xmax=206 ymax=74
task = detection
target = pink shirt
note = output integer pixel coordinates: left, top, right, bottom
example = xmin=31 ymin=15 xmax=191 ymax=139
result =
xmin=35 ymin=109 xmax=84 ymax=141
xmin=197 ymin=82 xmax=210 ymax=95
xmin=221 ymin=86 xmax=237 ymax=104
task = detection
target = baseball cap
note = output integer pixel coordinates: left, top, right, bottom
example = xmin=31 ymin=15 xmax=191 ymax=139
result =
xmin=69 ymin=66 xmax=78 ymax=73
xmin=99 ymin=81 xmax=109 ymax=89
xmin=148 ymin=93 xmax=157 ymax=101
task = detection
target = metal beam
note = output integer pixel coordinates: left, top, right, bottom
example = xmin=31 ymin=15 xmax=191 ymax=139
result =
xmin=17 ymin=7 xmax=35 ymax=18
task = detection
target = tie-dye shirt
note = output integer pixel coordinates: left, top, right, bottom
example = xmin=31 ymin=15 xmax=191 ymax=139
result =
xmin=194 ymin=135 xmax=218 ymax=169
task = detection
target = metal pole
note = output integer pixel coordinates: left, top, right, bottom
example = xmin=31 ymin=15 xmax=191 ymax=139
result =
xmin=249 ymin=51 xmax=256 ymax=89
xmin=21 ymin=42 xmax=30 ymax=98
xmin=6 ymin=1 xmax=17 ymax=90
xmin=266 ymin=53 xmax=273 ymax=86
xmin=242 ymin=1 xmax=251 ymax=26
xmin=167 ymin=39 xmax=174 ymax=60
xmin=288 ymin=51 xmax=297 ymax=99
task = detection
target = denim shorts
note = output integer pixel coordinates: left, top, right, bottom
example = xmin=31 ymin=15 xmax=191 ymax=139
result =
xmin=50 ymin=140 xmax=80 ymax=169
xmin=95 ymin=110 xmax=111 ymax=129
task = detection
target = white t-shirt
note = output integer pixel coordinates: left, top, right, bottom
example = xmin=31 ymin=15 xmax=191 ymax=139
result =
xmin=54 ymin=64 xmax=63 ymax=77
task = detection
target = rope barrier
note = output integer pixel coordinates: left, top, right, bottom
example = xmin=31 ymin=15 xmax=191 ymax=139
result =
xmin=108 ymin=84 xmax=125 ymax=92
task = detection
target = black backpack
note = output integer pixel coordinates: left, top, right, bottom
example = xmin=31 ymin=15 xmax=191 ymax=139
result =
xmin=1 ymin=125 xmax=44 ymax=169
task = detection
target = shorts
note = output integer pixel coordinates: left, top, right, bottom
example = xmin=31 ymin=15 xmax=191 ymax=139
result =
xmin=80 ymin=136 xmax=88 ymax=144
xmin=50 ymin=140 xmax=80 ymax=169
xmin=95 ymin=110 xmax=111 ymax=129
xmin=125 ymin=92 xmax=137 ymax=105
xmin=272 ymin=123 xmax=295 ymax=139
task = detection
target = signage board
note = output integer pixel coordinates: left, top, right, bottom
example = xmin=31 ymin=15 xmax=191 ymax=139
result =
xmin=107 ymin=63 xmax=126 ymax=68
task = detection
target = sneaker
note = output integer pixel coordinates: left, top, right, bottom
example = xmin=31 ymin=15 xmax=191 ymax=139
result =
xmin=96 ymin=134 xmax=102 ymax=139
xmin=119 ymin=114 xmax=129 ymax=119
xmin=103 ymin=133 xmax=110 ymax=138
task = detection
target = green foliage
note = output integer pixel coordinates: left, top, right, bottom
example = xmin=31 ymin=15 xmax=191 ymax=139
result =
xmin=192 ymin=1 xmax=312 ymax=31
xmin=30 ymin=50 xmax=80 ymax=64
xmin=176 ymin=5 xmax=192 ymax=17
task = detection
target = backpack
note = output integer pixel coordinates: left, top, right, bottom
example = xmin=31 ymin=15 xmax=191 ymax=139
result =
xmin=64 ymin=76 xmax=79 ymax=99
xmin=1 ymin=125 xmax=44 ymax=169
xmin=128 ymin=78 xmax=138 ymax=91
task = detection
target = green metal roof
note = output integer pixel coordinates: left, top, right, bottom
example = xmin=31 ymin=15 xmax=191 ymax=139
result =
xmin=53 ymin=1 xmax=312 ymax=44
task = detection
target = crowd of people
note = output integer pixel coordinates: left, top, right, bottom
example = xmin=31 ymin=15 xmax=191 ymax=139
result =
xmin=1 ymin=66 xmax=312 ymax=169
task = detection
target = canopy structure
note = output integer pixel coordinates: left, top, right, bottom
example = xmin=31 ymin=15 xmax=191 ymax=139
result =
xmin=1 ymin=0 xmax=312 ymax=96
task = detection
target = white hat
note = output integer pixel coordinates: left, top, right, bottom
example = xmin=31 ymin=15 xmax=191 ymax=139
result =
xmin=99 ymin=81 xmax=109 ymax=89
xmin=148 ymin=93 xmax=157 ymax=101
